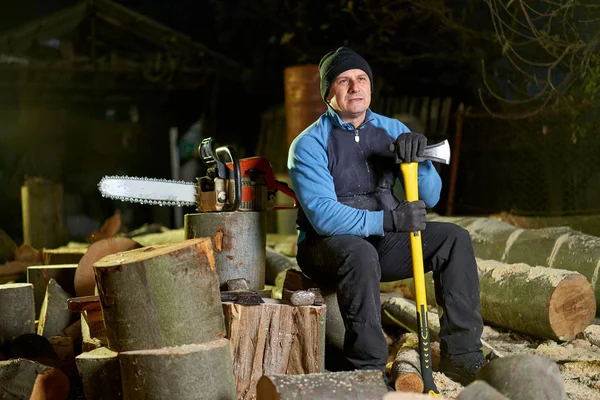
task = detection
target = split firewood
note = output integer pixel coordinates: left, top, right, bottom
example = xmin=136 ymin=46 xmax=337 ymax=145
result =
xmin=0 ymin=283 xmax=35 ymax=345
xmin=281 ymin=288 xmax=315 ymax=306
xmin=93 ymin=238 xmax=225 ymax=351
xmin=257 ymin=370 xmax=387 ymax=400
xmin=227 ymin=277 xmax=250 ymax=291
xmin=458 ymin=380 xmax=509 ymax=400
xmin=15 ymin=244 xmax=42 ymax=264
xmin=477 ymin=354 xmax=566 ymax=400
xmin=223 ymin=299 xmax=325 ymax=399
xmin=42 ymin=247 xmax=87 ymax=266
xmin=37 ymin=279 xmax=73 ymax=339
xmin=0 ymin=261 xmax=29 ymax=284
xmin=391 ymin=346 xmax=423 ymax=393
xmin=119 ymin=339 xmax=236 ymax=400
xmin=48 ymin=336 xmax=75 ymax=378
xmin=478 ymin=260 xmax=595 ymax=340
xmin=28 ymin=264 xmax=78 ymax=319
xmin=583 ymin=324 xmax=600 ymax=348
xmin=0 ymin=359 xmax=69 ymax=400
xmin=76 ymin=346 xmax=122 ymax=400
xmin=87 ymin=210 xmax=122 ymax=243
xmin=5 ymin=333 xmax=59 ymax=369
xmin=74 ymin=237 xmax=141 ymax=296
xmin=59 ymin=320 xmax=82 ymax=355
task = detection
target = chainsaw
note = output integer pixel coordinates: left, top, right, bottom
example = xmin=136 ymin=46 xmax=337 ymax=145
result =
xmin=98 ymin=137 xmax=297 ymax=212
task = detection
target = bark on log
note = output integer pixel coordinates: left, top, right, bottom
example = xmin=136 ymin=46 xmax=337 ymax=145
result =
xmin=583 ymin=325 xmax=600 ymax=348
xmin=42 ymin=247 xmax=87 ymax=266
xmin=76 ymin=346 xmax=122 ymax=400
xmin=0 ymin=358 xmax=69 ymax=400
xmin=119 ymin=338 xmax=236 ymax=400
xmin=74 ymin=238 xmax=141 ymax=296
xmin=256 ymin=370 xmax=387 ymax=400
xmin=267 ymin=234 xmax=298 ymax=258
xmin=28 ymin=264 xmax=77 ymax=319
xmin=458 ymin=381 xmax=509 ymax=400
xmin=477 ymin=354 xmax=566 ymax=400
xmin=0 ymin=283 xmax=35 ymax=345
xmin=391 ymin=347 xmax=423 ymax=393
xmin=478 ymin=260 xmax=596 ymax=340
xmin=265 ymin=249 xmax=297 ymax=285
xmin=223 ymin=299 xmax=325 ymax=399
xmin=93 ymin=238 xmax=225 ymax=352
xmin=48 ymin=336 xmax=75 ymax=378
xmin=37 ymin=279 xmax=73 ymax=339
xmin=21 ymin=178 xmax=67 ymax=249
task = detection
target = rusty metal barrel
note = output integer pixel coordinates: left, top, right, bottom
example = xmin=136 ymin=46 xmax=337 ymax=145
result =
xmin=284 ymin=65 xmax=327 ymax=147
xmin=184 ymin=211 xmax=266 ymax=291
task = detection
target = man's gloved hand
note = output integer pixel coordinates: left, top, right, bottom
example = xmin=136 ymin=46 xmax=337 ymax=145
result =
xmin=394 ymin=132 xmax=427 ymax=162
xmin=383 ymin=200 xmax=427 ymax=232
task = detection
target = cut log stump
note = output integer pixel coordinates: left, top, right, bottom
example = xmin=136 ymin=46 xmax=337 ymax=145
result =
xmin=391 ymin=347 xmax=423 ymax=393
xmin=0 ymin=283 xmax=35 ymax=345
xmin=458 ymin=380 xmax=509 ymax=400
xmin=37 ymin=279 xmax=73 ymax=339
xmin=478 ymin=260 xmax=596 ymax=340
xmin=27 ymin=264 xmax=77 ymax=319
xmin=93 ymin=238 xmax=225 ymax=352
xmin=256 ymin=370 xmax=387 ymax=400
xmin=76 ymin=346 xmax=122 ymax=400
xmin=223 ymin=298 xmax=325 ymax=399
xmin=476 ymin=354 xmax=566 ymax=400
xmin=74 ymin=237 xmax=141 ymax=297
xmin=0 ymin=358 xmax=69 ymax=400
xmin=119 ymin=338 xmax=236 ymax=400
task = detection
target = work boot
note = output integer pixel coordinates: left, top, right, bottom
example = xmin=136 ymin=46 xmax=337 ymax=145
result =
xmin=439 ymin=351 xmax=486 ymax=386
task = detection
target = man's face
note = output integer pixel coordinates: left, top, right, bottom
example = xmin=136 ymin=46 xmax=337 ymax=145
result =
xmin=327 ymin=69 xmax=371 ymax=121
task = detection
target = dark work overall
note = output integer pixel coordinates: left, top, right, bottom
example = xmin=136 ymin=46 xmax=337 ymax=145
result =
xmin=295 ymin=123 xmax=483 ymax=371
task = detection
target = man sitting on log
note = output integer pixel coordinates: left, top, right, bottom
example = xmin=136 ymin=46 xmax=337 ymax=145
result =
xmin=287 ymin=47 xmax=486 ymax=387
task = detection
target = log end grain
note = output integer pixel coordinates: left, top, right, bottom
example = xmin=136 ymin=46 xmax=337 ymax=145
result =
xmin=548 ymin=274 xmax=596 ymax=341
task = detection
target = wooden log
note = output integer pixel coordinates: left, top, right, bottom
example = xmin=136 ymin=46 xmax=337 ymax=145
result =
xmin=42 ymin=247 xmax=87 ymax=266
xmin=93 ymin=238 xmax=225 ymax=352
xmin=81 ymin=309 xmax=108 ymax=352
xmin=256 ymin=370 xmax=388 ymax=400
xmin=223 ymin=299 xmax=325 ymax=399
xmin=502 ymin=227 xmax=571 ymax=266
xmin=128 ymin=228 xmax=184 ymax=247
xmin=478 ymin=259 xmax=596 ymax=340
xmin=0 ymin=283 xmax=35 ymax=345
xmin=74 ymin=237 xmax=141 ymax=297
xmin=15 ymin=244 xmax=42 ymax=264
xmin=58 ymin=320 xmax=82 ymax=357
xmin=265 ymin=249 xmax=297 ymax=285
xmin=391 ymin=347 xmax=423 ymax=393
xmin=21 ymin=177 xmax=67 ymax=249
xmin=466 ymin=219 xmax=517 ymax=261
xmin=0 ymin=358 xmax=69 ymax=400
xmin=5 ymin=333 xmax=58 ymax=368
xmin=476 ymin=354 xmax=566 ymax=400
xmin=27 ymin=264 xmax=78 ymax=319
xmin=383 ymin=392 xmax=449 ymax=400
xmin=0 ymin=261 xmax=29 ymax=284
xmin=458 ymin=381 xmax=509 ymax=400
xmin=48 ymin=336 xmax=75 ymax=378
xmin=119 ymin=338 xmax=236 ymax=400
xmin=37 ymin=279 xmax=73 ymax=339
xmin=270 ymin=235 xmax=298 ymax=257
xmin=76 ymin=346 xmax=122 ymax=400
xmin=583 ymin=324 xmax=600 ymax=348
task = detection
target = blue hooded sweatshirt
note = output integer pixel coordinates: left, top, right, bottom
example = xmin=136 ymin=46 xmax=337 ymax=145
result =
xmin=288 ymin=107 xmax=442 ymax=242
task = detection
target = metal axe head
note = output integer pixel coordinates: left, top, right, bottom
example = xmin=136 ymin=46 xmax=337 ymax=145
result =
xmin=420 ymin=139 xmax=451 ymax=165
xmin=389 ymin=139 xmax=451 ymax=165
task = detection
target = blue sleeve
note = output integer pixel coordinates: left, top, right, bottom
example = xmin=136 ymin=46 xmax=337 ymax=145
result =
xmin=374 ymin=115 xmax=442 ymax=208
xmin=288 ymin=134 xmax=384 ymax=237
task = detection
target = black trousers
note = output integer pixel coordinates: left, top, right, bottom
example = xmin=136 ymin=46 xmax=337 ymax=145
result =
xmin=296 ymin=221 xmax=483 ymax=371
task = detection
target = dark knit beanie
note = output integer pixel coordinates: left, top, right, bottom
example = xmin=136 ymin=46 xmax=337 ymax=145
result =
xmin=318 ymin=47 xmax=373 ymax=103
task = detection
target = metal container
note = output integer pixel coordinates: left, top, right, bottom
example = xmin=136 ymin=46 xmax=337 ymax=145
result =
xmin=184 ymin=211 xmax=266 ymax=290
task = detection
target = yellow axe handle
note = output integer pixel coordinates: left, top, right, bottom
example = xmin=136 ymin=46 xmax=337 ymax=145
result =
xmin=400 ymin=162 xmax=440 ymax=397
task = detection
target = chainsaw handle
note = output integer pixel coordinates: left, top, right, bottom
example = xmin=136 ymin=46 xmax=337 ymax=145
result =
xmin=215 ymin=146 xmax=241 ymax=211
xmin=272 ymin=180 xmax=298 ymax=210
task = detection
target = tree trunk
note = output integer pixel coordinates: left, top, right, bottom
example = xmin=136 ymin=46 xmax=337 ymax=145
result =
xmin=93 ymin=238 xmax=225 ymax=352
xmin=76 ymin=346 xmax=122 ymax=400
xmin=0 ymin=283 xmax=35 ymax=345
xmin=458 ymin=381 xmax=509 ymax=400
xmin=0 ymin=358 xmax=69 ymax=400
xmin=119 ymin=338 xmax=236 ymax=400
xmin=74 ymin=238 xmax=141 ymax=296
xmin=257 ymin=370 xmax=387 ymax=400
xmin=477 ymin=354 xmax=566 ymax=400
xmin=21 ymin=178 xmax=67 ymax=249
xmin=223 ymin=299 xmax=325 ymax=400
xmin=478 ymin=260 xmax=596 ymax=340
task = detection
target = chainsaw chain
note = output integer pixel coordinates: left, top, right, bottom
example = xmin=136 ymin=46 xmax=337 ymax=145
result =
xmin=98 ymin=175 xmax=197 ymax=207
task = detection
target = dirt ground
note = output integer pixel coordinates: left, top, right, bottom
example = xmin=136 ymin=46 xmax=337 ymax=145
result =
xmin=388 ymin=321 xmax=600 ymax=399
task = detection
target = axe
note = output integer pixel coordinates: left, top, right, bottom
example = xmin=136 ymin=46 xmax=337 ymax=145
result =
xmin=389 ymin=139 xmax=450 ymax=396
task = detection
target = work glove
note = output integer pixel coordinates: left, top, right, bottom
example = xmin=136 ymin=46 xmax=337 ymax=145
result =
xmin=383 ymin=200 xmax=427 ymax=232
xmin=394 ymin=132 xmax=427 ymax=163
